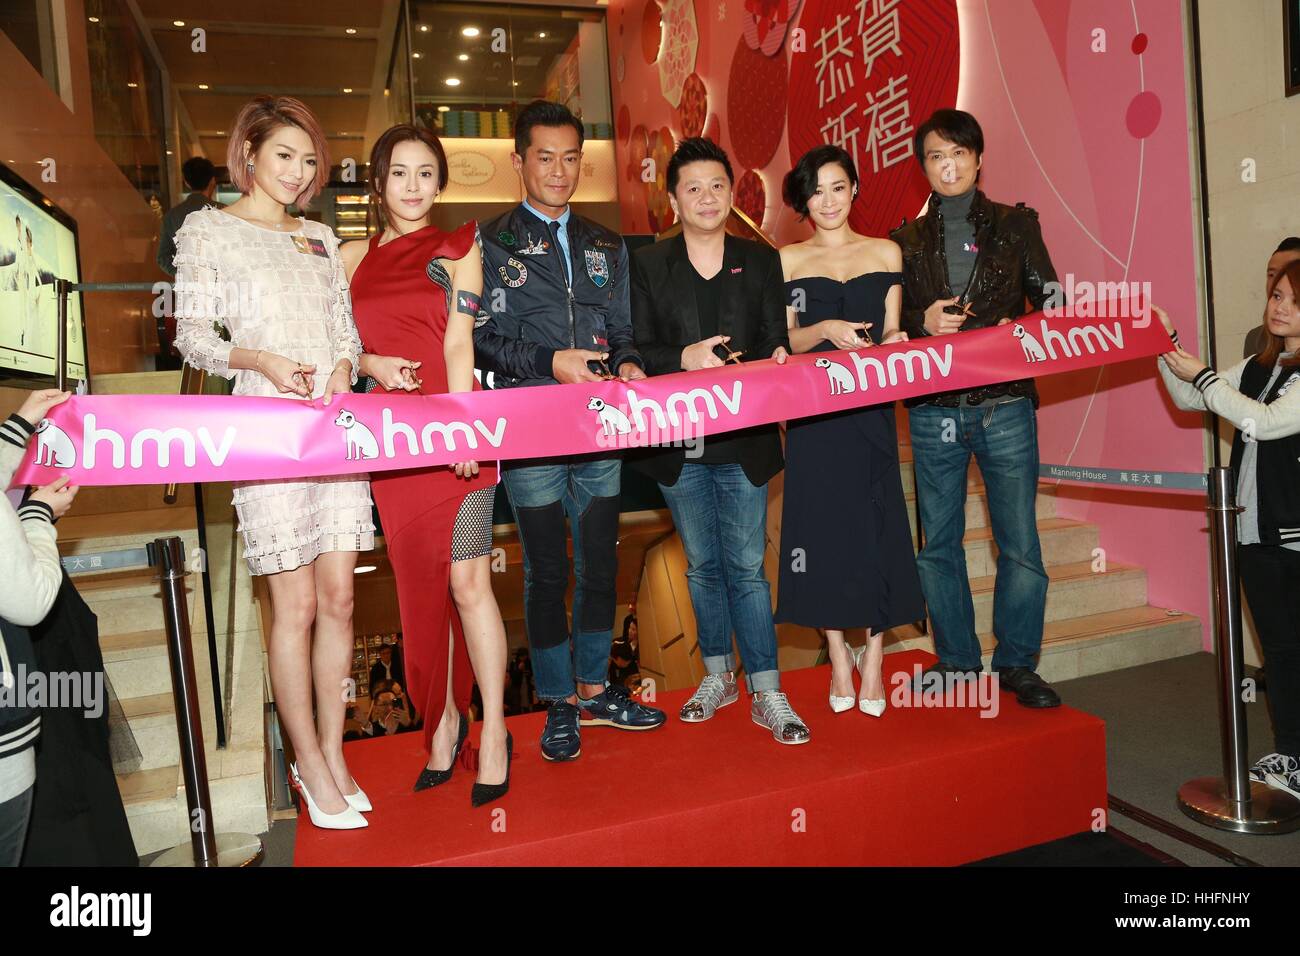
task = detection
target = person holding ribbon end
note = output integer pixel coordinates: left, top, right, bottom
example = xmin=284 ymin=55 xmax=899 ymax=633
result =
xmin=172 ymin=96 xmax=374 ymax=830
xmin=776 ymin=144 xmax=926 ymax=718
xmin=342 ymin=124 xmax=513 ymax=807
xmin=1154 ymin=272 xmax=1300 ymax=800
xmin=630 ymin=137 xmax=811 ymax=745
xmin=474 ymin=100 xmax=666 ymax=762
xmin=891 ymin=108 xmax=1061 ymax=708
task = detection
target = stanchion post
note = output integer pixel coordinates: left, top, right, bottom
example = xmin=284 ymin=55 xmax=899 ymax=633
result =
xmin=147 ymin=535 xmax=263 ymax=867
xmin=55 ymin=278 xmax=69 ymax=392
xmin=1177 ymin=467 xmax=1300 ymax=834
xmin=156 ymin=535 xmax=218 ymax=864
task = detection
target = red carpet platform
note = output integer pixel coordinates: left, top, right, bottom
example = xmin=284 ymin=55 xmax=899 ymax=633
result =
xmin=293 ymin=651 xmax=1106 ymax=866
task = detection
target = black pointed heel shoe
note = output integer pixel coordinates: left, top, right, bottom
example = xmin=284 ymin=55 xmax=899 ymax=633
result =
xmin=470 ymin=732 xmax=513 ymax=808
xmin=413 ymin=711 xmax=468 ymax=792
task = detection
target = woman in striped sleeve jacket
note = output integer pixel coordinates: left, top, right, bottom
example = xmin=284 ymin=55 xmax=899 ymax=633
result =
xmin=1153 ymin=267 xmax=1300 ymax=802
xmin=0 ymin=388 xmax=79 ymax=865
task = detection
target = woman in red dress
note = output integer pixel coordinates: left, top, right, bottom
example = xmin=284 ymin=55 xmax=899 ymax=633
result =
xmin=343 ymin=125 xmax=511 ymax=806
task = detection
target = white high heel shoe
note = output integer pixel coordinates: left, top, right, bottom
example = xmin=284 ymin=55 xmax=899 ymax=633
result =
xmin=830 ymin=645 xmax=865 ymax=713
xmin=856 ymin=645 xmax=886 ymax=717
xmin=290 ymin=762 xmax=368 ymax=829
xmin=343 ymin=782 xmax=372 ymax=813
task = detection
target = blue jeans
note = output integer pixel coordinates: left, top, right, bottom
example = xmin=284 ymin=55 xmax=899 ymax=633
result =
xmin=908 ymin=399 xmax=1048 ymax=670
xmin=659 ymin=462 xmax=780 ymax=694
xmin=502 ymin=456 xmax=622 ymax=701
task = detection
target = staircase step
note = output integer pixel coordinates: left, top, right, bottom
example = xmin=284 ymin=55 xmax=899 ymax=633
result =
xmin=57 ymin=508 xmax=198 ymax=556
xmin=88 ymin=573 xmax=200 ymax=640
xmin=116 ymin=764 xmax=180 ymax=807
xmin=91 ymin=371 xmax=183 ymax=395
xmin=968 ymin=561 xmax=1147 ymax=632
xmin=69 ymin=483 xmax=194 ymax=517
xmin=885 ymin=605 xmax=1202 ymax=685
xmin=960 ymin=517 xmax=1098 ymax=578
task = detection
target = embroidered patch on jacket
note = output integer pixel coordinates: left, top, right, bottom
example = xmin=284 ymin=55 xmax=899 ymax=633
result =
xmin=585 ymin=249 xmax=609 ymax=288
xmin=497 ymin=230 xmax=516 ymax=247
xmin=499 ymin=257 xmax=528 ymax=288
xmin=515 ymin=235 xmax=549 ymax=255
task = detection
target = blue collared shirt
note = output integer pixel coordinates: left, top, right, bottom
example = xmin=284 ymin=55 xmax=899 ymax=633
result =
xmin=521 ymin=197 xmax=572 ymax=285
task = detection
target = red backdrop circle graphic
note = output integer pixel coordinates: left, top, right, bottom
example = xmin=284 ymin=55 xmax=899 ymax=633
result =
xmin=734 ymin=169 xmax=767 ymax=227
xmin=727 ymin=35 xmax=789 ymax=170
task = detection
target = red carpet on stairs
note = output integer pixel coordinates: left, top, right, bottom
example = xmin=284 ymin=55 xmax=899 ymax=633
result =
xmin=293 ymin=651 xmax=1107 ymax=866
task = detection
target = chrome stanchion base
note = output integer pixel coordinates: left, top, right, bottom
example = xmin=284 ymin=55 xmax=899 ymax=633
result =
xmin=1177 ymin=777 xmax=1300 ymax=835
xmin=149 ymin=832 xmax=265 ymax=868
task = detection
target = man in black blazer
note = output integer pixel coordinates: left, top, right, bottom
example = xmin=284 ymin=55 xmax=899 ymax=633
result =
xmin=630 ymin=137 xmax=810 ymax=746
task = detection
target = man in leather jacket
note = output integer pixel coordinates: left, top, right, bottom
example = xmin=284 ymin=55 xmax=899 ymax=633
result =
xmin=890 ymin=109 xmax=1061 ymax=708
xmin=474 ymin=101 xmax=666 ymax=763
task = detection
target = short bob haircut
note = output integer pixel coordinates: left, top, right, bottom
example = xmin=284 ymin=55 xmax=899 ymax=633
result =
xmin=226 ymin=95 xmax=330 ymax=205
xmin=666 ymin=137 xmax=734 ymax=194
xmin=913 ymin=108 xmax=984 ymax=168
xmin=367 ymin=124 xmax=449 ymax=232
xmin=783 ymin=144 xmax=858 ymax=218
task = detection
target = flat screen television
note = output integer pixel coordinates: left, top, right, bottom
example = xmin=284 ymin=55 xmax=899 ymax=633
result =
xmin=0 ymin=162 xmax=88 ymax=383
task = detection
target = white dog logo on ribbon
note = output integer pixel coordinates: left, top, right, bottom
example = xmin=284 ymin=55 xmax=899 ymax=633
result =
xmin=334 ymin=409 xmax=379 ymax=461
xmin=1012 ymin=324 xmax=1048 ymax=363
xmin=34 ymin=419 xmax=76 ymax=468
xmin=587 ymin=397 xmax=631 ymax=436
xmin=815 ymin=357 xmax=856 ymax=395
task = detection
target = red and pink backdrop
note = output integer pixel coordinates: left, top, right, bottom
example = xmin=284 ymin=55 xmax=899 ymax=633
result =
xmin=605 ymin=0 xmax=1211 ymax=644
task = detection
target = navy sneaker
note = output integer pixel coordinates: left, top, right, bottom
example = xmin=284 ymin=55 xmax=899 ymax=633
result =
xmin=540 ymin=700 xmax=581 ymax=762
xmin=578 ymin=682 xmax=667 ymax=730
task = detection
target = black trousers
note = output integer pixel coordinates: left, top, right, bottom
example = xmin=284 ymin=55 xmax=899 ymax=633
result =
xmin=1239 ymin=544 xmax=1300 ymax=758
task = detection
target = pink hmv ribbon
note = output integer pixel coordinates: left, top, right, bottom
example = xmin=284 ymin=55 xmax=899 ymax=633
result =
xmin=11 ymin=309 xmax=1172 ymax=488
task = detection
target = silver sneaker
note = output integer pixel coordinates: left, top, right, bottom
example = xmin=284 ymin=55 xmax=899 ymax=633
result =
xmin=750 ymin=691 xmax=811 ymax=745
xmin=680 ymin=672 xmax=740 ymax=722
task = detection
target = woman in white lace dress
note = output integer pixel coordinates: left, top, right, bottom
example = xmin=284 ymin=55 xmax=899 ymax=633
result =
xmin=173 ymin=96 xmax=375 ymax=830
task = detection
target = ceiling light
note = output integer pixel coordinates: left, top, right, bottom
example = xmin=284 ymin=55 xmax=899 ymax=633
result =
xmin=342 ymin=87 xmax=352 ymax=93
xmin=445 ymin=77 xmax=460 ymax=86
xmin=437 ymin=106 xmax=450 ymax=113
xmin=166 ymin=150 xmax=173 ymax=154
xmin=458 ymin=53 xmax=468 ymax=61
xmin=198 ymin=83 xmax=209 ymax=90
xmin=173 ymin=20 xmax=185 ymax=27
xmin=345 ymin=27 xmax=357 ymax=35
xmin=419 ymin=25 xmax=429 ymax=33
xmin=512 ymin=81 xmax=519 ymax=86
xmin=538 ymin=31 xmax=547 ymax=38
xmin=412 ymin=52 xmax=421 ymax=59
xmin=127 ymin=81 xmax=138 ymax=88
xmin=87 ymin=16 xmax=99 ymax=23
xmin=462 ymin=26 xmax=481 ymax=37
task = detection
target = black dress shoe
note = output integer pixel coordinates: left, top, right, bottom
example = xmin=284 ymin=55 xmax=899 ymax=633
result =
xmin=413 ymin=711 xmax=469 ymax=791
xmin=470 ymin=732 xmax=513 ymax=808
xmin=913 ymin=660 xmax=983 ymax=692
xmin=996 ymin=667 xmax=1061 ymax=708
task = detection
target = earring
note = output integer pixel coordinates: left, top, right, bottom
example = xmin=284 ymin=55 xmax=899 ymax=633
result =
xmin=246 ymin=161 xmax=254 ymax=170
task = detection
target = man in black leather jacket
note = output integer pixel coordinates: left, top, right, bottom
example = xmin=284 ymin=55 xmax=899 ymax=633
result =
xmin=474 ymin=101 xmax=665 ymax=763
xmin=891 ymin=109 xmax=1060 ymax=708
